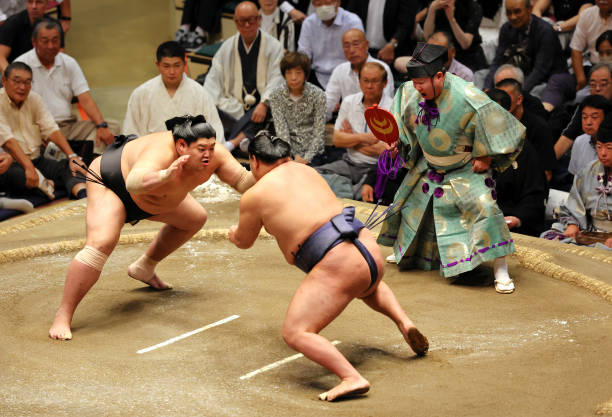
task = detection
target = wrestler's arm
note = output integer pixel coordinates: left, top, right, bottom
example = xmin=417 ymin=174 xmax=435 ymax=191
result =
xmin=214 ymin=145 xmax=255 ymax=193
xmin=126 ymin=146 xmax=185 ymax=194
xmin=229 ymin=191 xmax=263 ymax=249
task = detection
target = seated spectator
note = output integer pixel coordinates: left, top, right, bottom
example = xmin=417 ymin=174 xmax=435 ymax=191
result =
xmin=259 ymin=0 xmax=296 ymax=51
xmin=570 ymin=1 xmax=612 ymax=92
xmin=493 ymin=63 xmax=549 ymax=120
xmin=268 ymin=52 xmax=326 ymax=164
xmin=533 ymin=0 xmax=592 ymax=34
xmin=486 ymin=87 xmax=547 ymax=237
xmin=325 ymin=28 xmax=394 ymax=121
xmin=569 ymin=94 xmax=611 ymax=175
xmin=395 ymin=30 xmax=474 ymax=82
xmin=297 ymin=0 xmax=363 ymax=89
xmin=174 ymin=0 xmax=222 ymax=50
xmin=0 ymin=151 xmax=34 ymax=213
xmin=543 ymin=113 xmax=612 ymax=248
xmin=496 ymin=77 xmax=556 ymax=182
xmin=204 ymin=1 xmax=284 ymax=152
xmin=555 ymin=62 xmax=612 ymax=158
xmin=122 ymin=41 xmax=223 ymax=141
xmin=0 ymin=62 xmax=85 ymax=200
xmin=15 ymin=18 xmax=117 ymax=160
xmin=344 ymin=0 xmax=417 ymax=64
xmin=0 ymin=0 xmax=62 ymax=73
xmin=422 ymin=0 xmax=488 ymax=71
xmin=315 ymin=62 xmax=391 ymax=199
xmin=597 ymin=29 xmax=612 ymax=63
xmin=484 ymin=0 xmax=576 ymax=112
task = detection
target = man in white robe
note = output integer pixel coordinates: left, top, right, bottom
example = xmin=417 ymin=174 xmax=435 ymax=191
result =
xmin=204 ymin=1 xmax=284 ymax=152
xmin=122 ymin=41 xmax=224 ymax=142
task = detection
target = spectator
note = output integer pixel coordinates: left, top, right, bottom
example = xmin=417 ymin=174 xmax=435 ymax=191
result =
xmin=568 ymin=94 xmax=611 ymax=175
xmin=533 ymin=0 xmax=592 ymax=34
xmin=484 ymin=0 xmax=576 ymax=112
xmin=325 ymin=28 xmax=394 ymax=121
xmin=122 ymin=41 xmax=223 ymax=141
xmin=493 ymin=63 xmax=549 ymax=120
xmin=555 ymin=62 xmax=612 ymax=158
xmin=496 ymin=77 xmax=556 ymax=182
xmin=174 ymin=0 xmax=221 ymax=50
xmin=0 ymin=62 xmax=85 ymax=200
xmin=597 ymin=29 xmax=612 ymax=63
xmin=544 ymin=112 xmax=612 ymax=248
xmin=277 ymin=0 xmax=312 ymax=24
xmin=396 ymin=30 xmax=474 ymax=83
xmin=268 ymin=52 xmax=326 ymax=164
xmin=487 ymin=87 xmax=548 ymax=237
xmin=297 ymin=0 xmax=363 ymax=89
xmin=570 ymin=0 xmax=612 ymax=91
xmin=315 ymin=62 xmax=391 ymax=199
xmin=204 ymin=1 xmax=284 ymax=152
xmin=0 ymin=151 xmax=34 ymax=213
xmin=422 ymin=0 xmax=488 ymax=71
xmin=259 ymin=0 xmax=296 ymax=51
xmin=15 ymin=18 xmax=117 ymax=160
xmin=343 ymin=0 xmax=417 ymax=64
xmin=0 ymin=0 xmax=62 ymax=73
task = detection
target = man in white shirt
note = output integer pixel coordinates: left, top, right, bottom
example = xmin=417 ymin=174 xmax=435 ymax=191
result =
xmin=315 ymin=62 xmax=392 ymax=199
xmin=259 ymin=0 xmax=296 ymax=51
xmin=15 ymin=18 xmax=117 ymax=158
xmin=122 ymin=41 xmax=224 ymax=141
xmin=298 ymin=0 xmax=363 ymax=89
xmin=204 ymin=1 xmax=284 ymax=151
xmin=325 ymin=28 xmax=394 ymax=121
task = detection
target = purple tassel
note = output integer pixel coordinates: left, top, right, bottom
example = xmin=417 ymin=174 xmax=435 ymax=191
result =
xmin=415 ymin=100 xmax=440 ymax=131
xmin=374 ymin=149 xmax=405 ymax=200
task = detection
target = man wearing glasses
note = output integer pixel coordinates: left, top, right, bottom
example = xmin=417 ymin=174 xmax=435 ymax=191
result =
xmin=204 ymin=1 xmax=284 ymax=154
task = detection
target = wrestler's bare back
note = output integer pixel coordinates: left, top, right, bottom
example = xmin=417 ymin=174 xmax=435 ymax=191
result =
xmin=104 ymin=131 xmax=242 ymax=214
xmin=244 ymin=161 xmax=346 ymax=263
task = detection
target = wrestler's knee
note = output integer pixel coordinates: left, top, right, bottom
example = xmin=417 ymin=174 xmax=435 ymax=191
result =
xmin=281 ymin=325 xmax=302 ymax=350
xmin=74 ymin=245 xmax=108 ymax=271
xmin=84 ymin=235 xmax=119 ymax=257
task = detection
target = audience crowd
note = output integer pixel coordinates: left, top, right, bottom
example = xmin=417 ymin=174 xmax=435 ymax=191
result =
xmin=0 ymin=0 xmax=610 ymax=247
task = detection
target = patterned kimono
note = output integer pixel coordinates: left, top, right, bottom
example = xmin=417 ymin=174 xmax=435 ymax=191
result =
xmin=377 ymin=74 xmax=525 ymax=277
xmin=554 ymin=160 xmax=612 ymax=233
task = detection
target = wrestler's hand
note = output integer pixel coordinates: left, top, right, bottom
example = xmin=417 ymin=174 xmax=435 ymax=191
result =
xmin=563 ymin=224 xmax=580 ymax=239
xmin=605 ymin=238 xmax=612 ymax=248
xmin=25 ymin=166 xmax=39 ymax=188
xmin=0 ymin=153 xmax=12 ymax=174
xmin=228 ymin=225 xmax=238 ymax=245
xmin=472 ymin=156 xmax=492 ymax=173
xmin=96 ymin=127 xmax=115 ymax=146
xmin=505 ymin=216 xmax=521 ymax=229
xmin=361 ymin=184 xmax=374 ymax=202
xmin=288 ymin=8 xmax=306 ymax=22
xmin=164 ymin=155 xmax=190 ymax=180
xmin=251 ymin=102 xmax=268 ymax=124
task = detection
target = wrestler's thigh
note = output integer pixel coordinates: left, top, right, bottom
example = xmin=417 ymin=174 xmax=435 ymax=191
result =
xmin=284 ymin=270 xmax=354 ymax=334
xmin=150 ymin=193 xmax=207 ymax=230
xmin=84 ymin=157 xmax=125 ymax=250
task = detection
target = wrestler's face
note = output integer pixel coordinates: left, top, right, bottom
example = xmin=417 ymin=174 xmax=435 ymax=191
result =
xmin=506 ymin=0 xmax=532 ymax=30
xmin=27 ymin=0 xmax=47 ymax=22
xmin=32 ymin=26 xmax=61 ymax=66
xmin=412 ymin=73 xmax=444 ymax=100
xmin=589 ymin=67 xmax=612 ymax=100
xmin=156 ymin=56 xmax=185 ymax=88
xmin=284 ymin=66 xmax=305 ymax=93
xmin=2 ymin=68 xmax=32 ymax=106
xmin=596 ymin=140 xmax=612 ymax=168
xmin=183 ymin=137 xmax=216 ymax=169
xmin=582 ymin=106 xmax=605 ymax=136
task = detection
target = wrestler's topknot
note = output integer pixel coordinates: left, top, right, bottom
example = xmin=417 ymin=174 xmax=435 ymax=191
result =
xmin=248 ymin=130 xmax=291 ymax=163
xmin=165 ymin=114 xmax=216 ymax=144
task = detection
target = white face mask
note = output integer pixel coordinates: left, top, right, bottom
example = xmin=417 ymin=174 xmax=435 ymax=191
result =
xmin=315 ymin=4 xmax=337 ymax=21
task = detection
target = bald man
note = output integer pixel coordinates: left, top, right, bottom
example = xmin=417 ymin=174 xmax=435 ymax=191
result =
xmin=325 ymin=28 xmax=394 ymax=121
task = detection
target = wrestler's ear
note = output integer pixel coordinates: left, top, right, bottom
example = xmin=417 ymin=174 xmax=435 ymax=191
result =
xmin=176 ymin=138 xmax=189 ymax=154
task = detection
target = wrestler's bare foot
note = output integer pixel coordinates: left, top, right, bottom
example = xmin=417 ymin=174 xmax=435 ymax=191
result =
xmin=400 ymin=324 xmax=429 ymax=356
xmin=49 ymin=312 xmax=72 ymax=341
xmin=127 ymin=266 xmax=173 ymax=290
xmin=318 ymin=376 xmax=370 ymax=401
